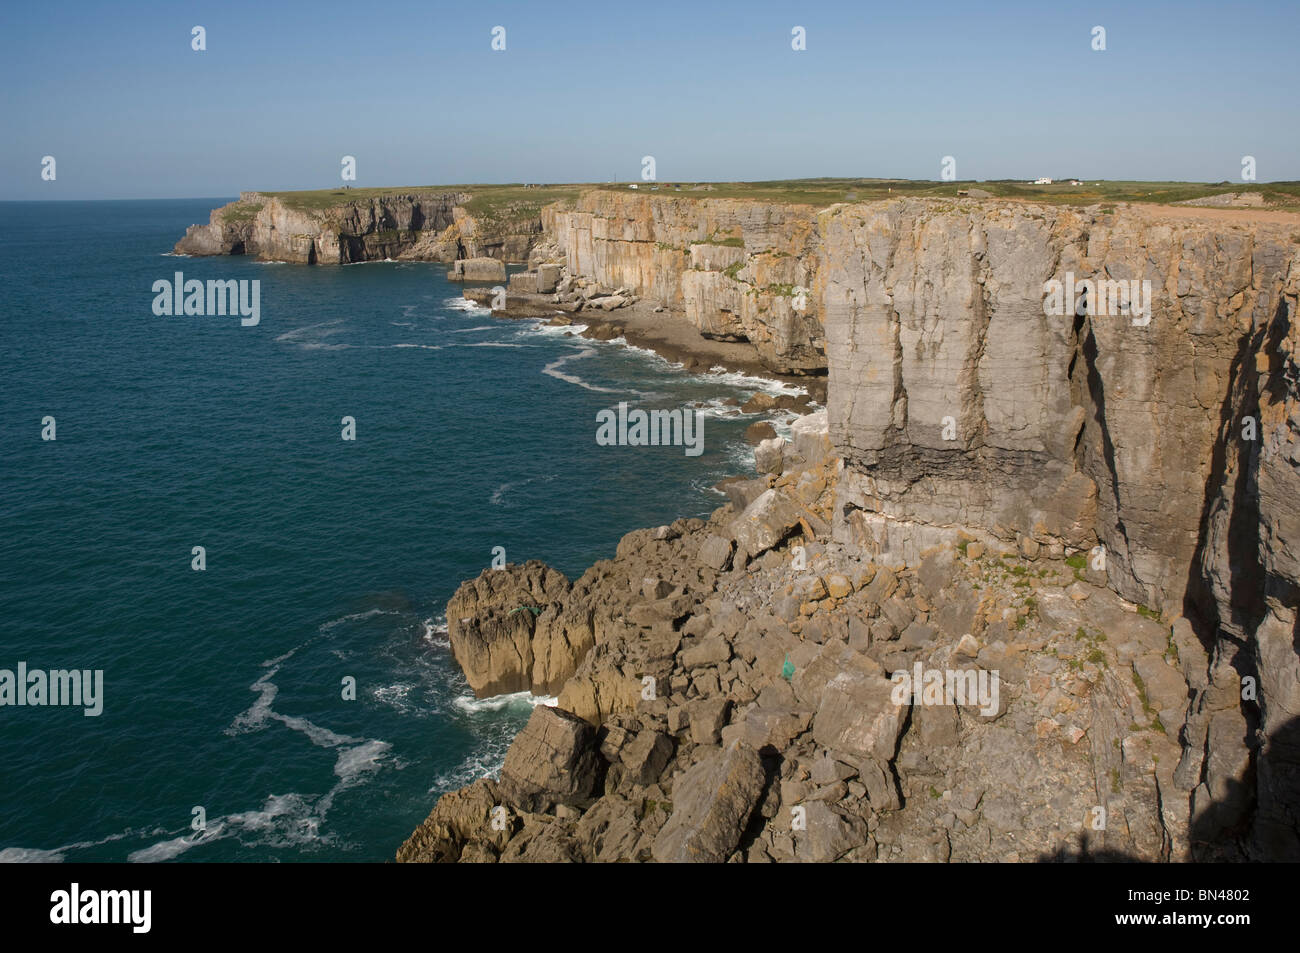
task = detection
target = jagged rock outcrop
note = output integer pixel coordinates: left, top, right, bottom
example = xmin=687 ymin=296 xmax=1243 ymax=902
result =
xmin=401 ymin=409 xmax=1240 ymax=862
xmin=446 ymin=562 xmax=575 ymax=697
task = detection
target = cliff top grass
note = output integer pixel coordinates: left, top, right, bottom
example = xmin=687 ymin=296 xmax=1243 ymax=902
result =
xmin=257 ymin=184 xmax=588 ymax=212
xmin=254 ymin=178 xmax=1300 ymax=216
xmin=592 ymin=178 xmax=1300 ymax=211
xmin=220 ymin=202 xmax=262 ymax=223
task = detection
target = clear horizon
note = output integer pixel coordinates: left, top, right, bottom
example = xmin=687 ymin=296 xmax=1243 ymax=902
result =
xmin=3 ymin=0 xmax=1298 ymax=200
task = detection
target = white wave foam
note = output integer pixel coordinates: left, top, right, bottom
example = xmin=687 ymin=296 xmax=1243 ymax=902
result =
xmin=334 ymin=740 xmax=392 ymax=781
xmin=319 ymin=607 xmax=398 ymax=632
xmin=690 ymin=366 xmax=806 ymax=397
xmin=5 ymin=823 xmax=174 ymax=864
xmin=0 ymin=847 xmax=66 ymax=863
xmin=453 ymin=690 xmax=557 ymax=714
xmin=693 ymin=396 xmax=747 ymax=420
xmin=428 ymin=751 xmax=505 ymax=791
xmin=527 ymin=320 xmax=588 ymax=337
xmin=371 ymin=681 xmax=418 ymax=714
xmin=274 ymin=319 xmax=352 ymax=350
xmin=127 ymin=828 xmax=219 ymax=864
xmin=447 ymin=325 xmax=498 ymax=333
xmin=724 ymin=439 xmax=757 ymax=473
xmin=453 ymin=342 xmax=536 ymax=349
xmin=421 ymin=616 xmax=449 ymax=647
xmin=445 ymin=296 xmax=491 ymax=315
xmin=542 ymin=347 xmax=623 ymax=393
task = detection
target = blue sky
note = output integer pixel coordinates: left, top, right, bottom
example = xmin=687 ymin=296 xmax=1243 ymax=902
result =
xmin=3 ymin=0 xmax=1296 ymax=199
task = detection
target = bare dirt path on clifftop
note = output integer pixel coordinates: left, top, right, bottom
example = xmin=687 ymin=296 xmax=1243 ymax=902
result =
xmin=1122 ymin=203 xmax=1300 ymax=227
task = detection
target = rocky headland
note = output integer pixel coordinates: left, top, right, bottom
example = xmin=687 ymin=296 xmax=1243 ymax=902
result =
xmin=179 ymin=188 xmax=1300 ymax=861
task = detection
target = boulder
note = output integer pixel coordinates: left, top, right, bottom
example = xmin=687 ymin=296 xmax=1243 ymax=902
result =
xmin=581 ymin=321 xmax=622 ymax=342
xmin=697 ymin=534 xmax=735 ymax=571
xmin=508 ymin=271 xmax=539 ymax=294
xmin=754 ymin=437 xmax=784 ymax=474
xmin=451 ymin=257 xmax=506 ymax=281
xmin=812 ymin=669 xmax=909 ymax=763
xmin=688 ymin=698 xmax=729 ymax=745
xmin=715 ymin=476 xmax=770 ymax=512
xmin=536 ymin=264 xmax=561 ymax=294
xmin=621 ymin=730 xmax=673 ymax=786
xmin=652 ymin=742 xmax=766 ymax=862
xmin=722 ymin=706 xmax=813 ymax=753
xmin=498 ymin=705 xmax=601 ymax=812
xmin=789 ymin=411 xmax=831 ymax=465
xmin=741 ymin=392 xmax=778 ymax=413
xmin=731 ymin=489 xmax=803 ymax=558
xmin=792 ymin=801 xmax=870 ymax=862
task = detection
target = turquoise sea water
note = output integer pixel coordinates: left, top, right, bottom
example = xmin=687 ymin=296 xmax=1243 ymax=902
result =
xmin=0 ymin=199 xmax=799 ymax=862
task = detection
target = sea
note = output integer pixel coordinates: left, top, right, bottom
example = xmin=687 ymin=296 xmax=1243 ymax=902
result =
xmin=0 ymin=198 xmax=803 ymax=862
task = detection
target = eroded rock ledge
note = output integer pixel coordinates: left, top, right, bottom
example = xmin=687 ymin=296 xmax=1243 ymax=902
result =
xmin=401 ymin=414 xmax=1268 ymax=862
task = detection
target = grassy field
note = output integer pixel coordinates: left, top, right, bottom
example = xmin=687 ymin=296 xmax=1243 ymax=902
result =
xmin=593 ymin=178 xmax=1300 ymax=211
xmin=257 ymin=183 xmax=588 ymax=212
xmin=254 ymin=179 xmax=1300 ymax=214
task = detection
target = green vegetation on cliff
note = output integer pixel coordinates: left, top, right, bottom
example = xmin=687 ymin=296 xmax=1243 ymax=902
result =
xmin=253 ymin=178 xmax=1300 ymax=218
xmin=220 ymin=202 xmax=262 ymax=223
xmin=258 ymin=183 xmax=586 ymax=222
xmin=592 ymin=177 xmax=1300 ymax=211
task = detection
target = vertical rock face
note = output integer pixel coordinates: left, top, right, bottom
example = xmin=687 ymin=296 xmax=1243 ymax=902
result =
xmin=815 ymin=198 xmax=1300 ymax=858
xmin=546 ymin=192 xmax=826 ymax=374
xmin=821 ymin=200 xmax=1300 ymax=614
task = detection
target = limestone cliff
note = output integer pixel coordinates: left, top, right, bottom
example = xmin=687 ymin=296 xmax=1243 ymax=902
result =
xmin=176 ymin=187 xmax=1300 ymax=857
xmin=439 ymin=192 xmax=1300 ymax=861
xmin=546 ymin=193 xmax=825 ymax=375
xmin=809 ymin=200 xmax=1299 ymax=858
xmin=175 ymin=190 xmax=543 ymax=264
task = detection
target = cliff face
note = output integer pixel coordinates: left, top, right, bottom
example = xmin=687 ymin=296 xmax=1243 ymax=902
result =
xmin=534 ymin=193 xmax=1300 ymax=859
xmin=805 ymin=199 xmax=1300 ymax=857
xmin=549 ymin=192 xmax=1297 ymax=611
xmin=817 ymin=201 xmax=1298 ymax=610
xmin=546 ymin=193 xmax=826 ymax=374
xmin=175 ymin=187 xmax=1300 ymax=856
xmin=175 ymin=191 xmax=540 ymax=264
